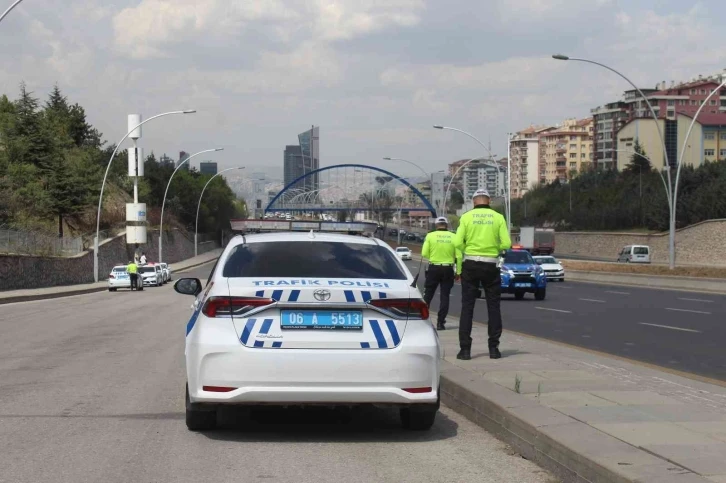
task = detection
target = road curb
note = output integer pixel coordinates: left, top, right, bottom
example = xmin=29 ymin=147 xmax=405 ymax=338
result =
xmin=0 ymin=256 xmax=219 ymax=305
xmin=440 ymin=363 xmax=708 ymax=483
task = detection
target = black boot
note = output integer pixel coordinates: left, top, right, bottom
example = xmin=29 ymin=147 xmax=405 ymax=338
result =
xmin=456 ymin=348 xmax=471 ymax=360
xmin=489 ymin=348 xmax=502 ymax=359
xmin=436 ymin=322 xmax=446 ymax=331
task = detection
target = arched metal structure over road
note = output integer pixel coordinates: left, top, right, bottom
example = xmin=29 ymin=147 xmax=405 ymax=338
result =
xmin=266 ymin=164 xmax=436 ymax=216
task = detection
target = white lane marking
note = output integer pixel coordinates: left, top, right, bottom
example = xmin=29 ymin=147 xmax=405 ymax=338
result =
xmin=606 ymin=290 xmax=630 ymax=295
xmin=535 ymin=307 xmax=572 ymax=313
xmin=639 ymin=322 xmax=702 ymax=333
xmin=665 ymin=308 xmax=712 ymax=315
xmin=678 ymin=297 xmax=714 ymax=303
xmin=579 ymin=298 xmax=606 ymax=303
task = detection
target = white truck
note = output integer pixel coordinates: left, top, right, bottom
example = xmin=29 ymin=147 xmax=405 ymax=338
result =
xmin=514 ymin=227 xmax=555 ymax=256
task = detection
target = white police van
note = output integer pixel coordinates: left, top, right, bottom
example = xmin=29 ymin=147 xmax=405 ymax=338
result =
xmin=174 ymin=220 xmax=441 ymax=432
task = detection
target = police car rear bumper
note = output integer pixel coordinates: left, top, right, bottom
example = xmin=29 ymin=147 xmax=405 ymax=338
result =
xmin=108 ymin=279 xmax=131 ymax=287
xmin=187 ymin=336 xmax=440 ymax=406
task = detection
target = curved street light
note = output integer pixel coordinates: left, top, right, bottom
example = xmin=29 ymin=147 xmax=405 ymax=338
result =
xmin=382 ymin=157 xmax=429 ymax=179
xmin=0 ymin=0 xmax=25 ymax=24
xmin=159 ymin=148 xmax=223 ymax=263
xmin=194 ymin=166 xmax=245 ymax=257
xmin=552 ymin=54 xmax=679 ymax=267
xmin=433 ymin=125 xmax=509 ymax=226
xmin=93 ymin=109 xmax=196 ymax=282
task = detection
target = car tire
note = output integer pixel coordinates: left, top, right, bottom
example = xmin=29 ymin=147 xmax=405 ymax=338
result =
xmin=535 ymin=288 xmax=546 ymax=301
xmin=400 ymin=403 xmax=438 ymax=431
xmin=185 ymin=384 xmax=217 ymax=431
xmin=514 ymin=291 xmax=525 ymax=300
xmin=109 ymin=288 xmax=117 ymax=292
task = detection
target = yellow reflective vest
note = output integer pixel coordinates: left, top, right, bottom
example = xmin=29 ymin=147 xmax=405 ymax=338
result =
xmin=454 ymin=206 xmax=512 ymax=258
xmin=422 ymin=230 xmax=462 ymax=274
xmin=127 ymin=262 xmax=138 ymax=274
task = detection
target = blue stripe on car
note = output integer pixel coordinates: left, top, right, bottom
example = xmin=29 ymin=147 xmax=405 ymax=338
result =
xmin=271 ymin=290 xmax=283 ymax=301
xmin=361 ymin=291 xmax=372 ymax=302
xmin=288 ymin=290 xmax=300 ymax=302
xmin=241 ymin=319 xmax=256 ymax=344
xmin=259 ymin=319 xmax=273 ymax=335
xmin=369 ymin=320 xmax=388 ymax=348
xmin=378 ymin=292 xmax=387 ymax=299
xmin=254 ymin=340 xmax=265 ymax=348
xmin=344 ymin=290 xmax=355 ymax=302
xmin=272 ymin=342 xmax=282 ymax=348
xmin=255 ymin=290 xmax=264 ymax=297
xmin=360 ymin=342 xmax=371 ymax=349
xmin=385 ymin=320 xmax=401 ymax=346
xmin=186 ymin=307 xmax=201 ymax=336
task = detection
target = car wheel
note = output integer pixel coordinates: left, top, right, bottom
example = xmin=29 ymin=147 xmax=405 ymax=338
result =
xmin=514 ymin=291 xmax=525 ymax=300
xmin=108 ymin=288 xmax=117 ymax=292
xmin=400 ymin=403 xmax=438 ymax=431
xmin=185 ymin=384 xmax=216 ymax=431
xmin=535 ymin=288 xmax=546 ymax=301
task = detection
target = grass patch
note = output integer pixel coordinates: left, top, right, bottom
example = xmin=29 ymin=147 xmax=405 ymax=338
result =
xmin=561 ymin=260 xmax=726 ymax=279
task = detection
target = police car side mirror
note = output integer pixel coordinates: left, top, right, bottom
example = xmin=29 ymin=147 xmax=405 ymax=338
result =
xmin=174 ymin=278 xmax=202 ymax=296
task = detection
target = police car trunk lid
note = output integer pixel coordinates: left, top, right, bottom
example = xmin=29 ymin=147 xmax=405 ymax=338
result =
xmin=225 ymin=278 xmax=417 ymax=349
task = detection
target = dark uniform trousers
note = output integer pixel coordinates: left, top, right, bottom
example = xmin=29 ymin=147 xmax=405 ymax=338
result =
xmin=130 ymin=273 xmax=138 ymax=291
xmin=459 ymin=260 xmax=502 ymax=350
xmin=423 ymin=265 xmax=455 ymax=325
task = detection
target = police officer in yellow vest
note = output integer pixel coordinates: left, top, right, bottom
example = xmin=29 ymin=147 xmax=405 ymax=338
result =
xmin=454 ymin=189 xmax=511 ymax=360
xmin=422 ymin=216 xmax=462 ymax=331
xmin=127 ymin=260 xmax=139 ymax=291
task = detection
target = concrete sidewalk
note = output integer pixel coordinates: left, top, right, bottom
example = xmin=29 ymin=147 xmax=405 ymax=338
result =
xmin=0 ymin=249 xmax=222 ymax=305
xmin=439 ymin=319 xmax=726 ymax=482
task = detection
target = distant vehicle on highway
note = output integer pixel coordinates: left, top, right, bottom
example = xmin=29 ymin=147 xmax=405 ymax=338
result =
xmin=139 ymin=265 xmax=163 ymax=287
xmin=406 ymin=233 xmax=417 ymax=241
xmin=534 ymin=256 xmax=565 ymax=282
xmin=174 ymin=231 xmax=440 ymax=432
xmin=499 ymin=249 xmax=547 ymax=300
xmin=515 ymin=227 xmax=555 ymax=255
xmin=396 ymin=246 xmax=413 ymax=261
xmin=108 ymin=266 xmax=131 ymax=292
xmin=617 ymin=245 xmax=651 ymax=263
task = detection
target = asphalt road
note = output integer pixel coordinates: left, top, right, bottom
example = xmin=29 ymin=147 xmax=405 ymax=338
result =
xmin=406 ymin=261 xmax=726 ymax=381
xmin=0 ymin=263 xmax=554 ymax=483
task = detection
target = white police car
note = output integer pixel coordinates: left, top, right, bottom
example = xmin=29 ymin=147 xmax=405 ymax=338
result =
xmin=174 ymin=230 xmax=440 ymax=431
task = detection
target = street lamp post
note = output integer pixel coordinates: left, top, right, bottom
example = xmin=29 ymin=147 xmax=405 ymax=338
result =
xmin=382 ymin=157 xmax=429 ymax=179
xmin=0 ymin=0 xmax=25 ymax=24
xmin=552 ymin=54 xmax=678 ymax=266
xmin=195 ymin=166 xmax=245 ymax=257
xmin=93 ymin=110 xmax=196 ymax=282
xmin=554 ymin=54 xmax=726 ymax=268
xmin=433 ymin=125 xmax=510 ymax=229
xmin=159 ymin=148 xmax=223 ymax=263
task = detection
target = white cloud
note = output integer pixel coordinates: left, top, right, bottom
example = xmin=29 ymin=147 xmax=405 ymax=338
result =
xmin=112 ymin=0 xmax=424 ymax=59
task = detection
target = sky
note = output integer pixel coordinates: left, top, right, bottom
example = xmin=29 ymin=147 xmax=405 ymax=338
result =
xmin=1 ymin=0 xmax=724 ymax=181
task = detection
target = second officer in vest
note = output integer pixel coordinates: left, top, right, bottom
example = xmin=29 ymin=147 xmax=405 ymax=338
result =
xmin=422 ymin=216 xmax=461 ymax=331
xmin=454 ymin=189 xmax=511 ymax=360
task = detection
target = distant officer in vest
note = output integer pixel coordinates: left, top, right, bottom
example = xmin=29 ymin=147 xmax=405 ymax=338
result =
xmin=454 ymin=189 xmax=511 ymax=360
xmin=422 ymin=216 xmax=462 ymax=331
xmin=127 ymin=260 xmax=139 ymax=291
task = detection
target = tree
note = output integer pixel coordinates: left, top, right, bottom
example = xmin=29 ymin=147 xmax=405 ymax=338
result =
xmin=449 ymin=189 xmax=464 ymax=212
xmin=625 ymin=139 xmax=651 ymax=173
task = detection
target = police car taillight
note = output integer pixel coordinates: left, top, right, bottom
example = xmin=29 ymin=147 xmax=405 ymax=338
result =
xmin=202 ymin=297 xmax=275 ymax=317
xmin=369 ymin=298 xmax=429 ymax=320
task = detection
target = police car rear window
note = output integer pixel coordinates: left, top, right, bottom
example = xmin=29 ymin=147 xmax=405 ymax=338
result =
xmin=222 ymin=241 xmax=407 ymax=279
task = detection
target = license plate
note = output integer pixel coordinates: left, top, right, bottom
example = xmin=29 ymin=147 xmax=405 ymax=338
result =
xmin=515 ymin=283 xmax=531 ymax=288
xmin=280 ymin=310 xmax=363 ymax=330
xmin=117 ymin=275 xmax=128 ymax=279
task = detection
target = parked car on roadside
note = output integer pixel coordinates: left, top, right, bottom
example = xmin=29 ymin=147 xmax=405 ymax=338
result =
xmin=617 ymin=245 xmax=651 ymax=263
xmin=108 ymin=266 xmax=131 ymax=291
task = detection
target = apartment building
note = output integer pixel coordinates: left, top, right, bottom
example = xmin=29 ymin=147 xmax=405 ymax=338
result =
xmin=510 ymin=126 xmax=554 ymax=198
xmin=538 ymin=118 xmax=594 ymax=183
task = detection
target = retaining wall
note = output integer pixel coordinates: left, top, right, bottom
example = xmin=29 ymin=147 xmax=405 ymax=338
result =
xmin=555 ymin=219 xmax=726 ymax=264
xmin=0 ymin=230 xmax=218 ymax=291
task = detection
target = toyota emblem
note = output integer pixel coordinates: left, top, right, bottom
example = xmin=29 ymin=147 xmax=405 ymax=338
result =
xmin=313 ymin=289 xmax=331 ymax=301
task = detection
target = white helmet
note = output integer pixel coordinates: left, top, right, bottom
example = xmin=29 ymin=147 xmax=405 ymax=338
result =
xmin=435 ymin=216 xmax=448 ymax=225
